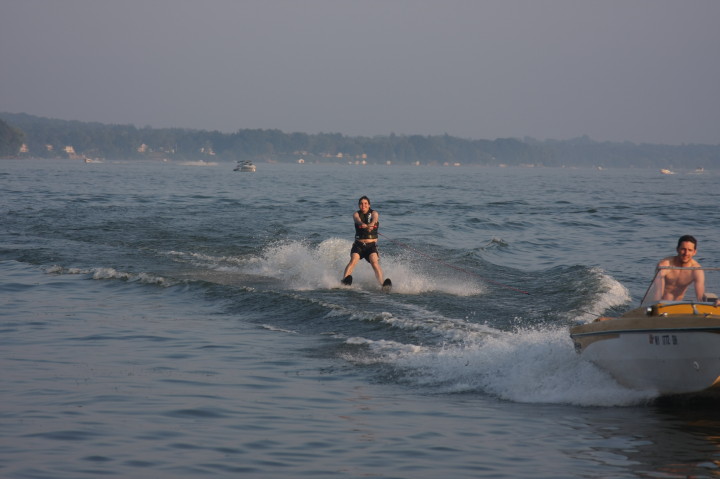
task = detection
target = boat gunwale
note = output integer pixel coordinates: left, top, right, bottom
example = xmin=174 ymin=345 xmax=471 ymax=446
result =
xmin=570 ymin=306 xmax=720 ymax=338
xmin=571 ymin=325 xmax=720 ymax=339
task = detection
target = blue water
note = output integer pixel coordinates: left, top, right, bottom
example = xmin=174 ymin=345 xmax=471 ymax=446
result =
xmin=2 ymin=159 xmax=720 ymax=478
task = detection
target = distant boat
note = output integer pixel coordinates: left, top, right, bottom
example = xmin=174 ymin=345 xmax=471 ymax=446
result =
xmin=660 ymin=168 xmax=675 ymax=175
xmin=234 ymin=160 xmax=256 ymax=172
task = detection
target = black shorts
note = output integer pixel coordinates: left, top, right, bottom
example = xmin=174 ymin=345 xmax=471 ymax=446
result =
xmin=351 ymin=241 xmax=379 ymax=262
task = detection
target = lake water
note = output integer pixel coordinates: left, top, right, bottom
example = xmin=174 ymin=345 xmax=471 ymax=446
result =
xmin=2 ymin=159 xmax=720 ymax=478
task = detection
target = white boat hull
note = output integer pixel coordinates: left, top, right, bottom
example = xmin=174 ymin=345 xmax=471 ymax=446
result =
xmin=234 ymin=161 xmax=256 ymax=172
xmin=571 ymin=308 xmax=720 ymax=396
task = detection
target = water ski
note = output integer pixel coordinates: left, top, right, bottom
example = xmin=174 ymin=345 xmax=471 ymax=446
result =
xmin=341 ymin=275 xmax=353 ymax=286
xmin=382 ymin=278 xmax=392 ymax=293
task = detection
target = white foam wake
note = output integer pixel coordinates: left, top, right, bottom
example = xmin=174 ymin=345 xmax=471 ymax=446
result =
xmin=47 ymin=265 xmax=172 ymax=286
xmin=245 ymin=238 xmax=488 ymax=295
xmin=341 ymin=324 xmax=656 ymax=407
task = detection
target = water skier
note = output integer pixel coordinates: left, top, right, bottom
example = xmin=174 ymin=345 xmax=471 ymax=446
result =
xmin=341 ymin=196 xmax=391 ymax=291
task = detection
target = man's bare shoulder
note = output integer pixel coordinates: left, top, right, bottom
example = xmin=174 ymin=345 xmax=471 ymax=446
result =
xmin=658 ymin=258 xmax=674 ymax=267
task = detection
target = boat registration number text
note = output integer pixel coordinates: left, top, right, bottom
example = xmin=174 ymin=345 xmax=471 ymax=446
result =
xmin=649 ymin=334 xmax=677 ymax=346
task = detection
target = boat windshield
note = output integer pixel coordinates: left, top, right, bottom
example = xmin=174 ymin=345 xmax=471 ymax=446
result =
xmin=641 ymin=266 xmax=720 ymax=307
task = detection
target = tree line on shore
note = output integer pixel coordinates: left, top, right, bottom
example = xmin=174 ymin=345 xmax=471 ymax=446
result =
xmin=1 ymin=112 xmax=718 ymax=169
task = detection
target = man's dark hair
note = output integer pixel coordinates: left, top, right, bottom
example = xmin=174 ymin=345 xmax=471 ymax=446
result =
xmin=677 ymin=235 xmax=697 ymax=249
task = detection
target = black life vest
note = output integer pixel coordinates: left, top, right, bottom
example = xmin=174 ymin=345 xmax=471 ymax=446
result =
xmin=354 ymin=208 xmax=378 ymax=240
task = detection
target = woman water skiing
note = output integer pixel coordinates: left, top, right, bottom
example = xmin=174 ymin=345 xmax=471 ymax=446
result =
xmin=341 ymin=196 xmax=391 ymax=291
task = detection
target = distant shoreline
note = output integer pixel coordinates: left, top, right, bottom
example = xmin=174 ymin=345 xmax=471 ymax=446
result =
xmin=2 ymin=112 xmax=719 ymax=169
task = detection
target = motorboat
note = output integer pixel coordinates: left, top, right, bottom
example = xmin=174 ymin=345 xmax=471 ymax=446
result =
xmin=570 ymin=266 xmax=720 ymax=396
xmin=234 ymin=160 xmax=256 ymax=172
xmin=660 ymin=168 xmax=675 ymax=175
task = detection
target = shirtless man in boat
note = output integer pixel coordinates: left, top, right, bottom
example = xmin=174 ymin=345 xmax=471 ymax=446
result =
xmin=656 ymin=235 xmax=706 ymax=301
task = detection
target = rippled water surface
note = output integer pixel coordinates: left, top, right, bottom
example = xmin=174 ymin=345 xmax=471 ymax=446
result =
xmin=2 ymin=159 xmax=720 ymax=478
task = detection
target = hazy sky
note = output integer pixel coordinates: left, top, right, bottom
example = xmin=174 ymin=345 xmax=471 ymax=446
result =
xmin=2 ymin=0 xmax=719 ymax=145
